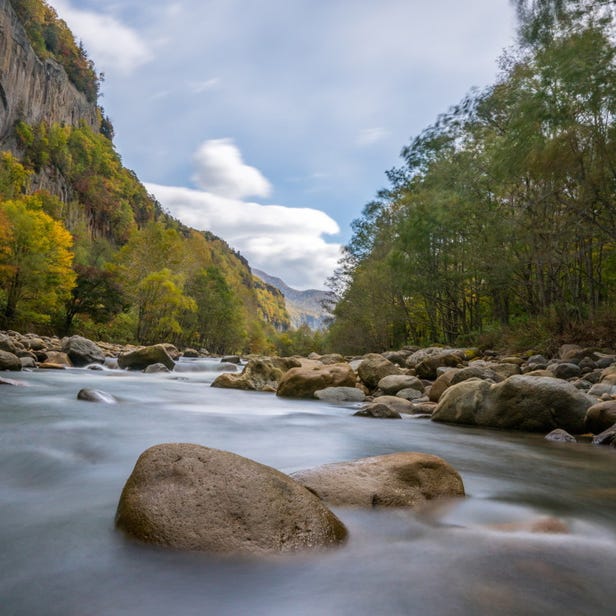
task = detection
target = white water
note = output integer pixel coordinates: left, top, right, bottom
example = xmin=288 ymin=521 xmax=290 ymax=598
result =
xmin=1 ymin=359 xmax=616 ymax=615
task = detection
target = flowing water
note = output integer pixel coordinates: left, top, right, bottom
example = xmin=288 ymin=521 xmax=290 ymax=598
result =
xmin=1 ymin=359 xmax=615 ymax=615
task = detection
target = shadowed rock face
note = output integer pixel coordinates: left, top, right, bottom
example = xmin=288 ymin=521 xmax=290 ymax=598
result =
xmin=115 ymin=443 xmax=347 ymax=555
xmin=118 ymin=345 xmax=175 ymax=371
xmin=292 ymin=452 xmax=465 ymax=508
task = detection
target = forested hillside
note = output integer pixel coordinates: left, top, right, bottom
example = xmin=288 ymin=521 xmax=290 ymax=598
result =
xmin=328 ymin=0 xmax=616 ymax=355
xmin=0 ymin=0 xmax=289 ymax=352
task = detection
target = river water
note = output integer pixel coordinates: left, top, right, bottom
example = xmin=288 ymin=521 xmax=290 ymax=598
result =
xmin=1 ymin=359 xmax=615 ymax=615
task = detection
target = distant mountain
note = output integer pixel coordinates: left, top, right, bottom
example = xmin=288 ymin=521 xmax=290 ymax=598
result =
xmin=253 ymin=270 xmax=334 ymax=330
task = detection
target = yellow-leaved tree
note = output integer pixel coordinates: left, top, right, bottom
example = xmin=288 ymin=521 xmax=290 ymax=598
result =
xmin=0 ymin=194 xmax=75 ymax=328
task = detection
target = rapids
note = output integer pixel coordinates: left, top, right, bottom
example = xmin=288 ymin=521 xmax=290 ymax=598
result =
xmin=1 ymin=358 xmax=615 ymax=615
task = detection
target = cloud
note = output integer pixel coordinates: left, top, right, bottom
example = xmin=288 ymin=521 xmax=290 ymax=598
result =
xmin=192 ymin=139 xmax=272 ymax=199
xmin=146 ymin=182 xmax=341 ymax=290
xmin=188 ymin=78 xmax=221 ymax=94
xmin=356 ymin=127 xmax=390 ymax=147
xmin=48 ymin=0 xmax=152 ymax=75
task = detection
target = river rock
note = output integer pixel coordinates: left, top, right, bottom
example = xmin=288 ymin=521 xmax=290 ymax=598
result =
xmin=118 ymin=345 xmax=175 ymax=371
xmin=357 ymin=354 xmax=401 ymax=390
xmin=433 ymin=375 xmax=593 ymax=433
xmin=371 ymin=395 xmax=416 ymax=415
xmin=550 ymin=362 xmax=582 ymax=380
xmin=291 ymin=452 xmax=465 ymax=508
xmin=585 ymin=400 xmax=616 ymax=434
xmin=545 ymin=429 xmax=577 ymax=443
xmin=415 ymin=350 xmax=465 ymax=380
xmin=77 ymin=388 xmax=118 ymax=404
xmin=0 ymin=349 xmax=22 ymax=371
xmin=212 ymin=357 xmax=300 ymax=391
xmin=277 ymin=363 xmax=356 ymax=399
xmin=450 ymin=366 xmax=504 ymax=385
xmin=61 ymin=335 xmax=105 ymax=367
xmin=221 ymin=355 xmax=241 ymax=364
xmin=592 ymin=424 xmax=616 ymax=446
xmin=182 ymin=348 xmax=200 ymax=358
xmin=143 ymin=362 xmax=170 ymax=374
xmin=353 ymin=403 xmax=402 ymax=419
xmin=395 ymin=387 xmax=426 ymax=401
xmin=314 ymin=387 xmax=366 ymax=403
xmin=429 ymin=369 xmax=459 ymax=403
xmin=115 ymin=443 xmax=347 ymax=554
xmin=377 ymin=374 xmax=424 ymax=395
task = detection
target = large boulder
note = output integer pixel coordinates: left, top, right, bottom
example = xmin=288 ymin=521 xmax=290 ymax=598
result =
xmin=428 ymin=369 xmax=460 ymax=403
xmin=61 ymin=335 xmax=105 ymax=367
xmin=370 ymin=395 xmax=416 ymax=415
xmin=433 ymin=375 xmax=593 ymax=433
xmin=585 ymin=400 xmax=616 ymax=434
xmin=118 ymin=345 xmax=175 ymax=371
xmin=212 ymin=357 xmax=300 ymax=392
xmin=277 ymin=363 xmax=356 ymax=399
xmin=291 ymin=452 xmax=464 ymax=508
xmin=0 ymin=350 xmax=21 ymax=371
xmin=357 ymin=354 xmax=401 ymax=390
xmin=115 ymin=443 xmax=347 ymax=555
xmin=415 ymin=350 xmax=465 ymax=380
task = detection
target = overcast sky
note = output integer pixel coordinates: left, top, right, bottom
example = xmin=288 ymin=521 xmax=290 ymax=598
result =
xmin=47 ymin=0 xmax=517 ymax=289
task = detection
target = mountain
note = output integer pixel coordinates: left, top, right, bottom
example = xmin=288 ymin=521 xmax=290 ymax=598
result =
xmin=253 ymin=270 xmax=334 ymax=330
xmin=0 ymin=0 xmax=289 ymax=349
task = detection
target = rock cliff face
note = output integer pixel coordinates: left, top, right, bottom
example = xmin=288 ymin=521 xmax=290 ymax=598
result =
xmin=0 ymin=0 xmax=99 ymax=151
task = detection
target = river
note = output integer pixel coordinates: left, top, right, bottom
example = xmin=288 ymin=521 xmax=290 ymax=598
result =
xmin=1 ymin=359 xmax=615 ymax=615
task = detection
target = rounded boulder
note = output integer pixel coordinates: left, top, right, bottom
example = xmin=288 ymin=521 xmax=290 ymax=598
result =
xmin=115 ymin=443 xmax=347 ymax=555
xmin=277 ymin=363 xmax=356 ymax=399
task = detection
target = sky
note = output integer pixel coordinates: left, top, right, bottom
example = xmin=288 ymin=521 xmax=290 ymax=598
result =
xmin=46 ymin=0 xmax=518 ymax=289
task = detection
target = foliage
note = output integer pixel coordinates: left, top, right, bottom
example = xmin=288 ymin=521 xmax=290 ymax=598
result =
xmin=329 ymin=1 xmax=616 ymax=353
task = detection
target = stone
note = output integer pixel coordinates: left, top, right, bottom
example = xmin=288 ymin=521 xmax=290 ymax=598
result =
xmin=61 ymin=335 xmax=105 ymax=367
xmin=395 ymin=387 xmax=426 ymax=401
xmin=353 ymin=403 xmax=402 ymax=419
xmin=450 ymin=366 xmax=504 ymax=385
xmin=545 ymin=429 xmax=577 ymax=443
xmin=550 ymin=362 xmax=582 ymax=380
xmin=291 ymin=452 xmax=465 ymax=508
xmin=415 ymin=350 xmax=464 ymax=380
xmin=0 ymin=349 xmax=21 ymax=371
xmin=429 ymin=369 xmax=459 ymax=403
xmin=77 ymin=388 xmax=118 ymax=404
xmin=314 ymin=387 xmax=366 ymax=403
xmin=115 ymin=443 xmax=347 ymax=554
xmin=357 ymin=354 xmax=401 ymax=390
xmin=42 ymin=351 xmax=72 ymax=367
xmin=182 ymin=348 xmax=200 ymax=358
xmin=212 ymin=357 xmax=300 ymax=391
xmin=220 ymin=355 xmax=241 ymax=364
xmin=377 ymin=374 xmax=424 ymax=395
xmin=585 ymin=400 xmax=616 ymax=434
xmin=277 ymin=363 xmax=356 ymax=399
xmin=589 ymin=382 xmax=616 ymax=397
xmin=0 ymin=334 xmax=22 ymax=355
xmin=592 ymin=424 xmax=616 ymax=447
xmin=118 ymin=345 xmax=175 ymax=371
xmin=318 ymin=353 xmax=346 ymax=365
xmin=19 ymin=356 xmax=36 ymax=369
xmin=143 ymin=363 xmax=170 ymax=374
xmin=371 ymin=395 xmax=416 ymax=415
xmin=433 ymin=375 xmax=593 ymax=433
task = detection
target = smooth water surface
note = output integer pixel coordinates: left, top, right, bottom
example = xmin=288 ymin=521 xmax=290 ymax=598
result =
xmin=1 ymin=359 xmax=616 ymax=615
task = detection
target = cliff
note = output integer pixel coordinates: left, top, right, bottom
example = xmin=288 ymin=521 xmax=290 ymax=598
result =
xmin=0 ymin=0 xmax=99 ymax=152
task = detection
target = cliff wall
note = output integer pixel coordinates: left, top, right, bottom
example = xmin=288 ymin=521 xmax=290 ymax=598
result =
xmin=0 ymin=0 xmax=99 ymax=151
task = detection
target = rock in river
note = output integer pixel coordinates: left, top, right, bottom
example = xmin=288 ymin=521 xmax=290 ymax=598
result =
xmin=115 ymin=443 xmax=347 ymax=555
xmin=118 ymin=345 xmax=175 ymax=371
xmin=291 ymin=452 xmax=464 ymax=508
xmin=277 ymin=363 xmax=356 ymax=399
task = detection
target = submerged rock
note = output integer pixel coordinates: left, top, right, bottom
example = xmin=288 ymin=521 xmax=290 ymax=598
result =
xmin=545 ymin=429 xmax=577 ymax=443
xmin=115 ymin=443 xmax=347 ymax=555
xmin=77 ymin=388 xmax=118 ymax=404
xmin=291 ymin=452 xmax=464 ymax=508
xmin=353 ymin=403 xmax=402 ymax=419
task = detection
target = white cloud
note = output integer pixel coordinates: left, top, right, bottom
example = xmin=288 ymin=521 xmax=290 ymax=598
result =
xmin=188 ymin=78 xmax=221 ymax=94
xmin=146 ymin=182 xmax=341 ymax=290
xmin=48 ymin=0 xmax=152 ymax=75
xmin=356 ymin=127 xmax=390 ymax=147
xmin=192 ymin=139 xmax=272 ymax=199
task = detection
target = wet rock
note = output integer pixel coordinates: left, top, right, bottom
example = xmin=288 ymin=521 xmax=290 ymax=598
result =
xmin=314 ymin=387 xmax=366 ymax=403
xmin=77 ymin=388 xmax=118 ymax=404
xmin=277 ymin=363 xmax=356 ymax=399
xmin=0 ymin=350 xmax=21 ymax=371
xmin=182 ymin=348 xmax=200 ymax=358
xmin=291 ymin=452 xmax=464 ymax=508
xmin=592 ymin=424 xmax=616 ymax=447
xmin=432 ymin=379 xmax=492 ymax=426
xmin=38 ymin=362 xmax=67 ymax=370
xmin=353 ymin=403 xmax=402 ymax=419
xmin=61 ymin=335 xmax=105 ymax=367
xmin=115 ymin=443 xmax=347 ymax=554
xmin=545 ymin=429 xmax=577 ymax=443
xmin=118 ymin=345 xmax=175 ymax=371
xmin=377 ymin=374 xmax=424 ymax=395
xmin=429 ymin=369 xmax=459 ymax=403
xmin=19 ymin=356 xmax=36 ymax=369
xmin=221 ymin=355 xmax=241 ymax=364
xmin=212 ymin=357 xmax=300 ymax=391
xmin=143 ymin=363 xmax=170 ymax=374
xmin=357 ymin=354 xmax=401 ymax=390
xmin=43 ymin=351 xmax=72 ymax=367
xmin=585 ymin=400 xmax=616 ymax=434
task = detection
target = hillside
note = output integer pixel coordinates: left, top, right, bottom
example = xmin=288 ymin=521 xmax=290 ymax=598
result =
xmin=254 ymin=269 xmax=333 ymax=330
xmin=0 ymin=0 xmax=289 ymax=351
